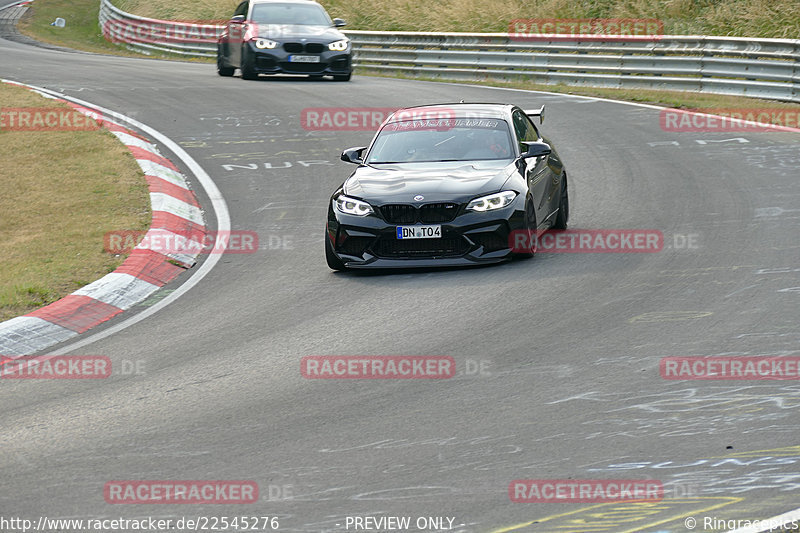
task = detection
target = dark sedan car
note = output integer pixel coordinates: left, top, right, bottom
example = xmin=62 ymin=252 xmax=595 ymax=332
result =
xmin=217 ymin=0 xmax=352 ymax=81
xmin=325 ymin=103 xmax=569 ymax=270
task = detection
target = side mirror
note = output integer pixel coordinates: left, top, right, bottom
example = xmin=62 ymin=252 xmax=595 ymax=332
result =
xmin=230 ymin=14 xmax=245 ymax=23
xmin=341 ymin=146 xmax=366 ymax=164
xmin=333 ymin=18 xmax=347 ymax=27
xmin=521 ymin=141 xmax=551 ymax=158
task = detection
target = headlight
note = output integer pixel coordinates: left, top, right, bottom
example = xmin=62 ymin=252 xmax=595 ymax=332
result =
xmin=255 ymin=39 xmax=278 ymax=49
xmin=328 ymin=39 xmax=348 ymax=51
xmin=466 ymin=191 xmax=517 ymax=212
xmin=335 ymin=195 xmax=373 ymax=216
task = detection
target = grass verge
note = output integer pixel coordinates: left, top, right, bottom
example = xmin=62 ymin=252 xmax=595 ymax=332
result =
xmin=0 ymin=81 xmax=151 ymax=322
xmin=16 ymin=0 xmax=205 ymax=59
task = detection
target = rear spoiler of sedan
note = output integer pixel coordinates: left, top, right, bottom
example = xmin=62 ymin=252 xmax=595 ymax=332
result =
xmin=525 ymin=106 xmax=545 ymax=124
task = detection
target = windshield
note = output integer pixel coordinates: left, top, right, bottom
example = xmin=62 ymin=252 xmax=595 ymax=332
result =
xmin=366 ymin=118 xmax=514 ymax=164
xmin=250 ymin=3 xmax=332 ymax=25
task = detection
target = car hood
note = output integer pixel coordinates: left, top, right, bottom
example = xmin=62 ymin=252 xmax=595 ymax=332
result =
xmin=343 ymin=161 xmax=515 ymax=204
xmin=257 ymin=24 xmax=345 ymax=41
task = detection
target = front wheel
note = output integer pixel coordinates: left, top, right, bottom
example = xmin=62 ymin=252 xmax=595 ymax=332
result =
xmin=553 ymin=176 xmax=569 ymax=230
xmin=513 ymin=197 xmax=537 ymax=259
xmin=241 ymin=48 xmax=259 ymax=80
xmin=217 ymin=51 xmax=235 ymax=77
xmin=325 ymin=232 xmax=347 ymax=271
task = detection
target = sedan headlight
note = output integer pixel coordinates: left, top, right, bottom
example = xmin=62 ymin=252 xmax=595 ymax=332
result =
xmin=466 ymin=191 xmax=517 ymax=212
xmin=328 ymin=39 xmax=349 ymax=51
xmin=335 ymin=195 xmax=373 ymax=216
xmin=255 ymin=38 xmax=278 ymax=49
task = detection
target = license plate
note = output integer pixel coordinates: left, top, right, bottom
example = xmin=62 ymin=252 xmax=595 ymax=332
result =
xmin=289 ymin=55 xmax=320 ymax=63
xmin=396 ymin=225 xmax=441 ymax=239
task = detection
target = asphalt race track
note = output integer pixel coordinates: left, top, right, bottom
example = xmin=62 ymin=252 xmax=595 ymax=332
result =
xmin=1 ymin=13 xmax=800 ymax=533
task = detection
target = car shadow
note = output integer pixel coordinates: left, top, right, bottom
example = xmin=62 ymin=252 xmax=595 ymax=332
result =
xmin=239 ymin=74 xmax=347 ymax=82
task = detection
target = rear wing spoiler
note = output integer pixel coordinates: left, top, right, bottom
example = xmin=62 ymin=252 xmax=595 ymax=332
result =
xmin=525 ymin=106 xmax=545 ymax=125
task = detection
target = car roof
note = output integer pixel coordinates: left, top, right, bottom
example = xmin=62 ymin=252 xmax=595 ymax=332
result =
xmin=386 ymin=103 xmax=515 ymax=122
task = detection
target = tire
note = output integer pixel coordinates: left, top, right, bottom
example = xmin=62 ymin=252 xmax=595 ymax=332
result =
xmin=241 ymin=48 xmax=259 ymax=80
xmin=217 ymin=50 xmax=235 ymax=77
xmin=553 ymin=175 xmax=569 ymax=230
xmin=513 ymin=197 xmax=537 ymax=259
xmin=333 ymin=72 xmax=351 ymax=82
xmin=325 ymin=233 xmax=347 ymax=271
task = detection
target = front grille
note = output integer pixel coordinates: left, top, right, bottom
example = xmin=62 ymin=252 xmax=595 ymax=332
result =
xmin=420 ymin=203 xmax=459 ymax=223
xmin=373 ymin=235 xmax=468 ymax=258
xmin=380 ymin=203 xmax=459 ymax=224
xmin=283 ymin=42 xmax=324 ymax=53
xmin=381 ymin=204 xmax=417 ymax=224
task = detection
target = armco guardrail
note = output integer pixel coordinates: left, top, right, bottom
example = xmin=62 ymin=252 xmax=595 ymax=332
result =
xmin=99 ymin=0 xmax=800 ymax=102
xmin=99 ymin=0 xmax=220 ymax=57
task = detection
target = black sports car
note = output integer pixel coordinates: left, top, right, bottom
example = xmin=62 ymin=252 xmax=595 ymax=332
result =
xmin=325 ymin=103 xmax=569 ymax=270
xmin=217 ymin=0 xmax=352 ymax=81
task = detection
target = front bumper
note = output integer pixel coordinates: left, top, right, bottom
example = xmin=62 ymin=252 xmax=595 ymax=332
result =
xmin=248 ymin=43 xmax=351 ymax=75
xmin=326 ymin=197 xmax=527 ymax=269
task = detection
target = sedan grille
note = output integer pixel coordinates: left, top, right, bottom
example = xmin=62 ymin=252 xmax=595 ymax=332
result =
xmin=283 ymin=42 xmax=325 ymax=54
xmin=420 ymin=203 xmax=459 ymax=223
xmin=380 ymin=204 xmax=417 ymax=224
xmin=380 ymin=203 xmax=459 ymax=224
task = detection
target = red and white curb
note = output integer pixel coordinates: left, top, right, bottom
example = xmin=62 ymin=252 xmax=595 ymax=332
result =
xmin=0 ymin=80 xmax=207 ymax=356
